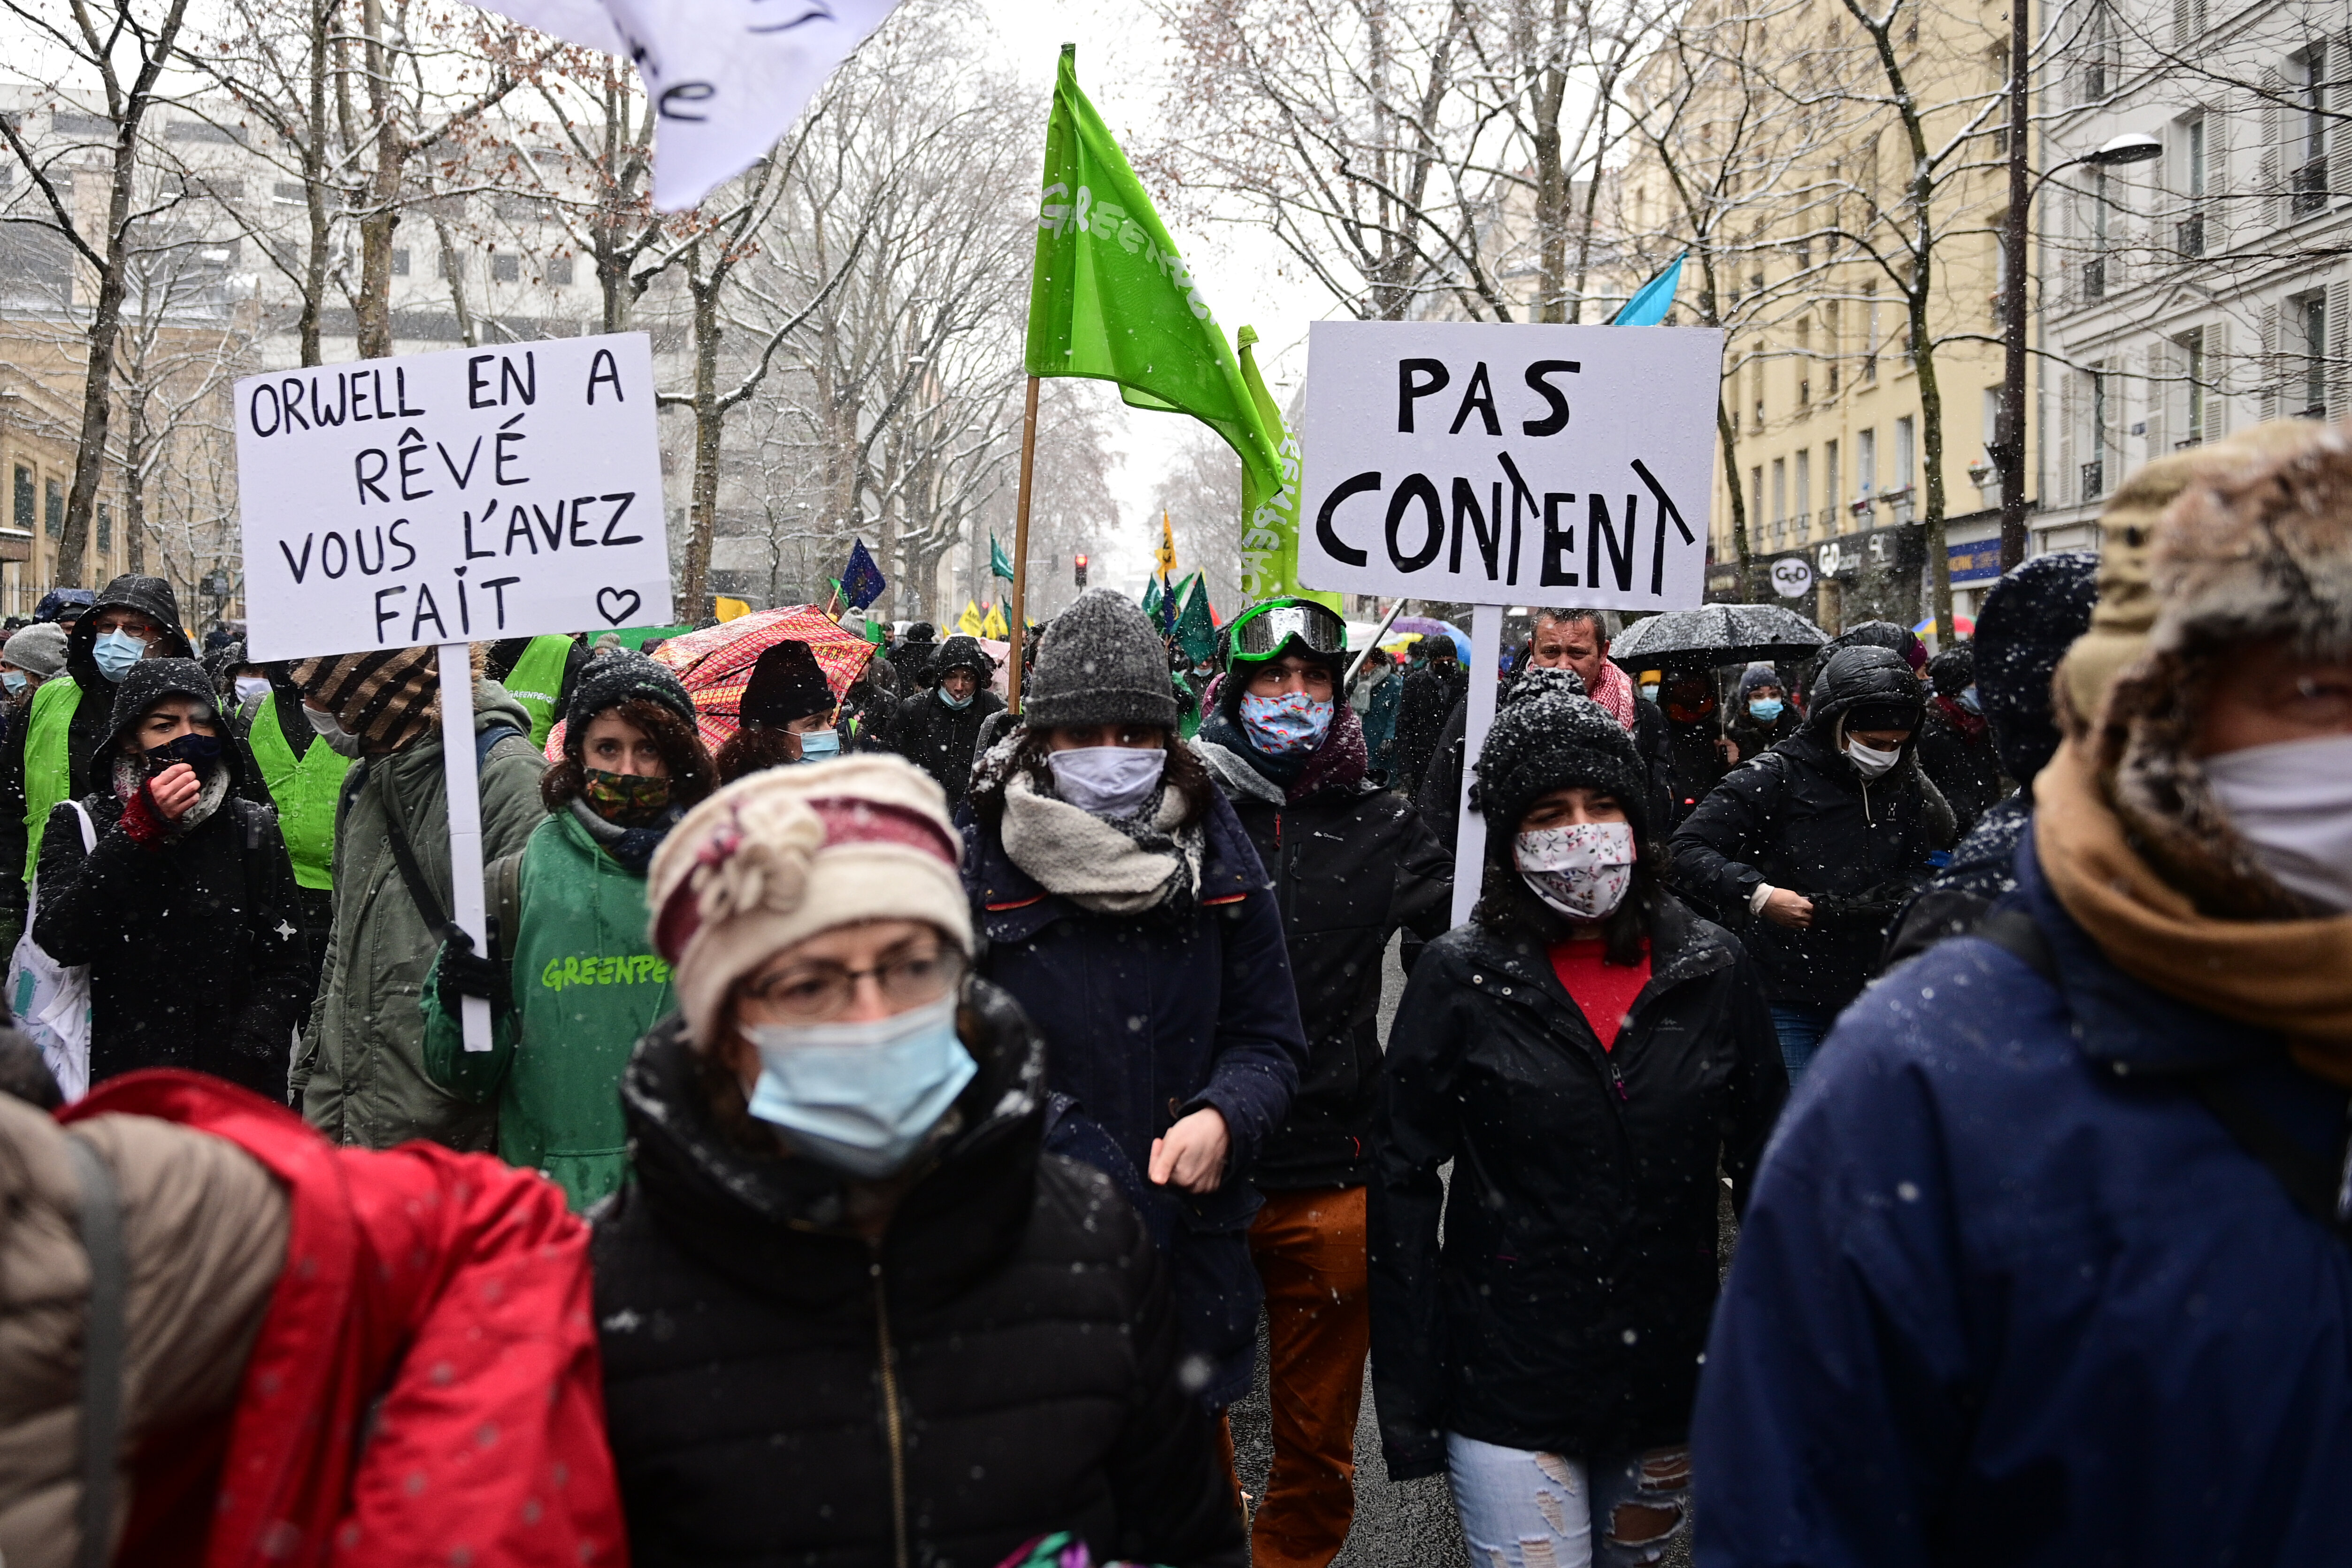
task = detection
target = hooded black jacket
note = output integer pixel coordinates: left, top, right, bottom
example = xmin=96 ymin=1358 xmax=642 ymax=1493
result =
xmin=1368 ymin=891 xmax=1785 ymax=1478
xmin=592 ymin=984 xmax=1248 ymax=1568
xmin=0 ymin=575 xmax=200 ymax=910
xmin=1669 ymin=646 xmax=1950 ymax=1008
xmin=1191 ymin=702 xmax=1452 ymax=1190
xmin=30 ymin=657 xmax=310 ymax=1099
xmin=1391 ymin=662 xmax=1465 ymax=794
xmin=890 ymin=636 xmax=1004 ymax=809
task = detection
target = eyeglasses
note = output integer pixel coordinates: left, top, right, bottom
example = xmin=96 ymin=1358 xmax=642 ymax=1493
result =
xmin=1229 ymin=600 xmax=1348 ymax=662
xmin=739 ymin=946 xmax=965 ymax=1022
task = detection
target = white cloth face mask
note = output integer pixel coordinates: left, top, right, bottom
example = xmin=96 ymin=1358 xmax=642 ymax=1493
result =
xmin=1515 ymin=821 xmax=1637 ymax=920
xmin=1845 ymin=737 xmax=1901 ymax=779
xmin=1046 ymin=746 xmax=1167 ymax=819
xmin=2202 ymin=733 xmax=2352 ymax=912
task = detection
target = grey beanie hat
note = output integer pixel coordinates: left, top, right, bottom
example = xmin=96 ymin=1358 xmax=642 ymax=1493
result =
xmin=1023 ymin=589 xmax=1179 ymax=730
xmin=3 ymin=622 xmax=68 ymax=679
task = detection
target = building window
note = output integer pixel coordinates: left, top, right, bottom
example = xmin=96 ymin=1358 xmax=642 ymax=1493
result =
xmin=2084 ymin=368 xmax=2109 ymax=500
xmin=1825 ymin=301 xmax=1841 ymax=393
xmin=1796 ymin=316 xmax=1813 ymax=404
xmin=2299 ymin=292 xmax=2328 ymax=417
xmin=2179 ymin=116 xmax=2207 ymax=257
xmin=1749 ymin=466 xmax=1764 ymax=539
xmin=492 ymin=252 xmax=521 ymax=284
xmin=1771 ymin=457 xmax=1788 ymax=545
xmin=1794 ymin=449 xmax=1812 ymax=543
xmin=1894 ymin=415 xmax=1916 ymax=518
xmin=11 ymin=465 xmax=31 ymax=535
xmin=2083 ymin=169 xmax=2110 ymax=300
xmin=96 ymin=502 xmax=111 ymax=555
xmin=2179 ymin=327 xmax=2208 ymax=446
xmin=2295 ymin=44 xmax=2329 ymax=216
xmin=271 ymin=180 xmax=303 ymax=204
xmin=44 ymin=479 xmax=63 ymax=538
xmin=2083 ymin=2 xmax=2118 ymax=99
xmin=548 ymin=254 xmax=575 ymax=286
xmin=1857 ymin=426 xmax=1877 ymax=511
xmin=1863 ymin=284 xmax=1880 ymax=382
xmin=1822 ymin=440 xmax=1840 ymax=531
xmin=1751 ymin=351 xmax=1765 ymax=429
xmin=391 ymin=246 xmax=410 ymax=277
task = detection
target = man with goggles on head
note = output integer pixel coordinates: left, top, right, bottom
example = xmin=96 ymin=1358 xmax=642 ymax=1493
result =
xmin=1188 ymin=596 xmax=1453 ymax=1568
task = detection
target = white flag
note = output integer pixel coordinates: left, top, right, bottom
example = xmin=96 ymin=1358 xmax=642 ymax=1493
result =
xmin=474 ymin=0 xmax=902 ymax=211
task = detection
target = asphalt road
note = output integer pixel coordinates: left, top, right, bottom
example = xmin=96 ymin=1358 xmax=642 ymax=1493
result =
xmin=1225 ymin=934 xmax=1717 ymax=1568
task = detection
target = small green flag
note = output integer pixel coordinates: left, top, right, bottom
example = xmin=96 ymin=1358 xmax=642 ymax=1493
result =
xmin=990 ymin=534 xmax=1015 ymax=583
xmin=1026 ymin=47 xmax=1282 ymax=506
xmin=1236 ymin=326 xmax=1343 ymax=614
xmin=1141 ymin=576 xmax=1163 ymax=616
xmin=1173 ymin=574 xmax=1218 ymax=665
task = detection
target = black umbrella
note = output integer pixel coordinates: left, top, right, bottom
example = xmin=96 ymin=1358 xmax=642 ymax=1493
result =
xmin=1608 ymin=603 xmax=1828 ymax=669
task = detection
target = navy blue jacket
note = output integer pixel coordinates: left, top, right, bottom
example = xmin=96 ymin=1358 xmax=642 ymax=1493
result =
xmin=1694 ymin=833 xmax=2352 ymax=1565
xmin=962 ymin=788 xmax=1307 ymax=1409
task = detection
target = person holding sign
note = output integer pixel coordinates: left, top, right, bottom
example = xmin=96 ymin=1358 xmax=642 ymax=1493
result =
xmin=1187 ymin=598 xmax=1451 ymax=1568
xmin=290 ymin=646 xmax=548 ymax=1152
xmin=962 ymin=590 xmax=1306 ymax=1419
xmin=1369 ymin=673 xmax=1783 ymax=1568
xmin=0 ymin=576 xmax=199 ymax=953
xmin=29 ymin=658 xmax=311 ymax=1100
xmin=419 ymin=654 xmax=714 ymax=1211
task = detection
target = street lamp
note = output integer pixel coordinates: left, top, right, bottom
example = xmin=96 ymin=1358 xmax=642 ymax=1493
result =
xmin=1994 ymin=0 xmax=2165 ymax=574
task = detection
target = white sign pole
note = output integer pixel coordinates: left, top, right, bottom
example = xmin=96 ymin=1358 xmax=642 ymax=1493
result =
xmin=437 ymin=643 xmax=494 ymax=1053
xmin=1449 ymin=605 xmax=1505 ymax=928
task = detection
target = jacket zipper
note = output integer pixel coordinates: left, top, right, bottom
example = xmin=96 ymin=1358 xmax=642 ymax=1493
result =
xmin=869 ymin=1241 xmax=910 ymax=1568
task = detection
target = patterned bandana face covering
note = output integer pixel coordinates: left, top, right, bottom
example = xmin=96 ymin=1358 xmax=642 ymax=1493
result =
xmin=584 ymin=768 xmax=674 ymax=828
xmin=1240 ymin=691 xmax=1335 ymax=755
xmin=1515 ymin=821 xmax=1637 ymax=920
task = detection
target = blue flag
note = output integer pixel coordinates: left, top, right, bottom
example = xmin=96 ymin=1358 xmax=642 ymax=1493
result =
xmin=1612 ymin=253 xmax=1685 ymax=326
xmin=840 ymin=538 xmax=887 ymax=612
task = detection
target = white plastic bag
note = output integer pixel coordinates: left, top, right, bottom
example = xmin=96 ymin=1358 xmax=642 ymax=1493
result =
xmin=10 ymin=801 xmax=96 ymax=1101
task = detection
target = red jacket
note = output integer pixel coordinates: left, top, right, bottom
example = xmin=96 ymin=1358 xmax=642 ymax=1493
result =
xmin=62 ymin=1071 xmax=625 ymax=1568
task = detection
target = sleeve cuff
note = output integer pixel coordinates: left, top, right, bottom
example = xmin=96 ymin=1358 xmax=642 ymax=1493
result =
xmin=1748 ymin=882 xmax=1776 ymax=916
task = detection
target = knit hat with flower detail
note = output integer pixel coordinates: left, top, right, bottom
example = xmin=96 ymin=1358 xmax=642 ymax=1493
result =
xmin=646 ymin=753 xmax=973 ymax=1049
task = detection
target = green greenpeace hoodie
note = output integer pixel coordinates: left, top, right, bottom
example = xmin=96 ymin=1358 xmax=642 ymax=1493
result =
xmin=422 ymin=805 xmax=675 ymax=1209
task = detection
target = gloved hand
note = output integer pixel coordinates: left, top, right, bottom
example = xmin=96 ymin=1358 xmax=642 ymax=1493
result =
xmin=1810 ymin=881 xmax=1916 ymax=930
xmin=435 ymin=923 xmax=511 ymax=1017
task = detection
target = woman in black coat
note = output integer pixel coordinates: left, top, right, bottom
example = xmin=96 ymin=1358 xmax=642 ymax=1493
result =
xmin=1370 ymin=672 xmax=1784 ymax=1568
xmin=31 ymin=657 xmax=310 ymax=1099
xmin=597 ymin=753 xmax=1245 ymax=1568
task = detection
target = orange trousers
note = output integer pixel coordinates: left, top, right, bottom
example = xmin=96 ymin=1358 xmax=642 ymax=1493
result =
xmin=1246 ymin=1185 xmax=1369 ymax=1568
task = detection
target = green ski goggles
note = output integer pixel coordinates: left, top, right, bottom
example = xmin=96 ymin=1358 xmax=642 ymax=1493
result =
xmin=1226 ymin=600 xmax=1349 ymax=667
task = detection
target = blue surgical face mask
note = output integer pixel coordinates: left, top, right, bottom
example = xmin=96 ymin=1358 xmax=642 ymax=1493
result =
xmin=938 ymin=684 xmax=975 ymax=711
xmin=1240 ymin=690 xmax=1335 ymax=756
xmin=92 ymin=629 xmax=147 ymax=684
xmin=797 ymin=728 xmax=842 ymax=761
xmin=1747 ymin=697 xmax=1784 ymax=723
xmin=745 ymin=994 xmax=977 ymax=1178
xmin=1 ymin=671 xmax=24 ymax=698
xmin=1957 ymin=684 xmax=1982 ymax=715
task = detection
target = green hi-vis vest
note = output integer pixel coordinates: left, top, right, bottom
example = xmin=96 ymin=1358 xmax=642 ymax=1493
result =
xmin=22 ymin=677 xmax=82 ymax=880
xmin=504 ymin=635 xmax=572 ymax=752
xmin=246 ymin=694 xmax=352 ymax=891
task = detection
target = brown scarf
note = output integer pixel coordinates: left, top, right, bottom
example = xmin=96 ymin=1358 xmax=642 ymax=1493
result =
xmin=2033 ymin=738 xmax=2352 ymax=1085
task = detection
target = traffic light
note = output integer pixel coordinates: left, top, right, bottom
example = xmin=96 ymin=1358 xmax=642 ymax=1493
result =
xmin=1073 ymin=553 xmax=1089 ymax=589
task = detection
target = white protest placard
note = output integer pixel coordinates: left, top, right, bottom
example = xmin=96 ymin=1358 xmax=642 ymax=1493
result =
xmin=1297 ymin=322 xmax=1724 ymax=610
xmin=236 ymin=333 xmax=672 ymax=661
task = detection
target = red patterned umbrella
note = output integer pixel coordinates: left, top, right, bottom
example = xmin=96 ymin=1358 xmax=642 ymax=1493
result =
xmin=543 ymin=606 xmax=877 ymax=760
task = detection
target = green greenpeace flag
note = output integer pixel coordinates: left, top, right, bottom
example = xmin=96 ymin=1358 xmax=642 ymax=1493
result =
xmin=1236 ymin=325 xmax=1342 ymax=613
xmin=1026 ymin=46 xmax=1282 ymax=508
xmin=990 ymin=533 xmax=1016 ymax=583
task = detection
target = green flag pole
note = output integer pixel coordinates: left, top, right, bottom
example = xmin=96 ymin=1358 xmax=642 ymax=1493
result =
xmin=1008 ymin=377 xmax=1039 ymax=714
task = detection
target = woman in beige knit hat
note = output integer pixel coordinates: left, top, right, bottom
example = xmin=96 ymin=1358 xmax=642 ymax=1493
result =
xmin=593 ymin=751 xmax=1246 ymax=1568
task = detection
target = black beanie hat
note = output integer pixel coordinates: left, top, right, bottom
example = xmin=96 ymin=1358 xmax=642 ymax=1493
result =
xmin=1474 ymin=680 xmax=1649 ymax=840
xmin=1975 ymin=548 xmax=2098 ymax=784
xmin=740 ymin=640 xmax=834 ymax=727
xmin=1926 ymin=644 xmax=1975 ymax=697
xmin=565 ymin=651 xmax=696 ymax=741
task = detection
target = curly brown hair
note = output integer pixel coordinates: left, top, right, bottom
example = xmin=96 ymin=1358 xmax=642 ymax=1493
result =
xmin=543 ymin=696 xmax=717 ymax=813
xmin=714 ymin=721 xmax=812 ymax=785
xmin=966 ymin=720 xmax=1214 ymax=829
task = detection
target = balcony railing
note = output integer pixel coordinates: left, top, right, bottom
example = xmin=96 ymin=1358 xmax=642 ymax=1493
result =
xmin=2292 ymin=157 xmax=2328 ymax=217
xmin=2082 ymin=257 xmax=2106 ymax=301
xmin=2176 ymin=211 xmax=2205 ymax=258
xmin=2080 ymin=459 xmax=2105 ymax=502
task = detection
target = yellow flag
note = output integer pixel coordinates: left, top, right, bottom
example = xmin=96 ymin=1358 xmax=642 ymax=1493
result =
xmin=980 ymin=601 xmax=1009 ymax=639
xmin=714 ymin=596 xmax=751 ymax=622
xmin=957 ymin=599 xmax=985 ymax=636
xmin=1155 ymin=511 xmax=1176 ymax=580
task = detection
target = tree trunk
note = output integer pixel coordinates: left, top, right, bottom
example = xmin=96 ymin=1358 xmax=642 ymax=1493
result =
xmin=436 ymin=217 xmax=477 ymax=347
xmin=1717 ymin=398 xmax=1754 ymax=602
xmin=353 ymin=0 xmax=400 ymax=360
xmin=1533 ymin=66 xmax=1567 ymax=323
xmin=677 ymin=245 xmax=722 ymax=618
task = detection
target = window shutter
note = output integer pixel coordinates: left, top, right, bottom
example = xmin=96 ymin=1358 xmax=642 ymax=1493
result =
xmin=2336 ymin=33 xmax=2352 ymax=203
xmin=2144 ymin=339 xmax=2169 ymax=458
xmin=2058 ymin=373 xmax=2079 ymax=507
xmin=2206 ymin=318 xmax=2230 ymax=437
xmin=2259 ymin=302 xmax=2281 ymax=422
xmin=2329 ymin=280 xmax=2351 ymax=421
xmin=2262 ymin=68 xmax=2285 ymax=228
xmin=2206 ymin=107 xmax=2230 ymax=249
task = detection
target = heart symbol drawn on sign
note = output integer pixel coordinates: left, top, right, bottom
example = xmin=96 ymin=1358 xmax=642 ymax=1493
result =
xmin=596 ymin=587 xmax=642 ymax=626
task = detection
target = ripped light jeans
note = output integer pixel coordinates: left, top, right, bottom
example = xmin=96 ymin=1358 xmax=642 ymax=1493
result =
xmin=1445 ymin=1433 xmax=1691 ymax=1568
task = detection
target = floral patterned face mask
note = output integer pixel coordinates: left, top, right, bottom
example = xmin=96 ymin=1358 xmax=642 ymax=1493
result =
xmin=584 ymin=768 xmax=673 ymax=828
xmin=1514 ymin=820 xmax=1637 ymax=920
xmin=1239 ymin=690 xmax=1335 ymax=755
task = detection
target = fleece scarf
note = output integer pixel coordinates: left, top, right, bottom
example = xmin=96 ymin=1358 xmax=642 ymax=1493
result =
xmin=999 ymin=769 xmax=1204 ymax=917
xmin=2034 ymin=738 xmax=2352 ymax=1085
